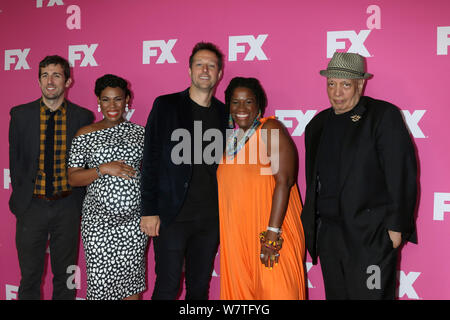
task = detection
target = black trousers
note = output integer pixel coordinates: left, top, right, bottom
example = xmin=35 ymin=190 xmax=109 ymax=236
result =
xmin=15 ymin=195 xmax=81 ymax=300
xmin=152 ymin=218 xmax=219 ymax=300
xmin=317 ymin=220 xmax=398 ymax=300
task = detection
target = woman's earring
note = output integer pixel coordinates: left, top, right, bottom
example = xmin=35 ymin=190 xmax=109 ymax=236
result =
xmin=97 ymin=104 xmax=101 ymax=112
xmin=125 ymin=104 xmax=129 ymax=113
xmin=228 ymin=113 xmax=234 ymax=128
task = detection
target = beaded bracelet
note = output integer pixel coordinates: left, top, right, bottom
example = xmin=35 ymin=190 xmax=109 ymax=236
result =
xmin=259 ymin=231 xmax=284 ymax=252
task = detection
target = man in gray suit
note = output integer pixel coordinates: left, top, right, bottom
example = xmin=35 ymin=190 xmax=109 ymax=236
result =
xmin=9 ymin=55 xmax=94 ymax=299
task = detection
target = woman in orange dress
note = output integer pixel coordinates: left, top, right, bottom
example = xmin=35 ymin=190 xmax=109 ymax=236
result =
xmin=218 ymin=77 xmax=306 ymax=300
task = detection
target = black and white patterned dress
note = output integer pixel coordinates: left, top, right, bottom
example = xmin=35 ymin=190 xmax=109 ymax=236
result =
xmin=68 ymin=121 xmax=148 ymax=300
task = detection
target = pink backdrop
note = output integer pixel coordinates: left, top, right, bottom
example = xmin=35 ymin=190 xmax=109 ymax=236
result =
xmin=1 ymin=0 xmax=449 ymax=300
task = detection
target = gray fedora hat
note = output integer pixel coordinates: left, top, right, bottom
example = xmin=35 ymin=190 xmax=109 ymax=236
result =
xmin=320 ymin=52 xmax=373 ymax=79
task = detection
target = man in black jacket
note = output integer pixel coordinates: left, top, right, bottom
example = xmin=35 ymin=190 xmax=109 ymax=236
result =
xmin=9 ymin=55 xmax=94 ymax=299
xmin=140 ymin=42 xmax=228 ymax=299
xmin=302 ymin=52 xmax=418 ymax=299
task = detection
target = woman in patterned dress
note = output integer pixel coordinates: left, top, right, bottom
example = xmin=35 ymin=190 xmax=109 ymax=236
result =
xmin=67 ymin=74 xmax=148 ymax=300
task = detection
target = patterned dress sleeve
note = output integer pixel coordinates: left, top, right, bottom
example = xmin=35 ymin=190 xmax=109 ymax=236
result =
xmin=68 ymin=135 xmax=87 ymax=168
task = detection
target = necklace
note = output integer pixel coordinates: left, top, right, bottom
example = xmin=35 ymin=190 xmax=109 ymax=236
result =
xmin=226 ymin=117 xmax=262 ymax=158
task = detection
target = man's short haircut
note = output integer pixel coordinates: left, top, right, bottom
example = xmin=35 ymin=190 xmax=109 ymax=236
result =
xmin=38 ymin=55 xmax=71 ymax=81
xmin=94 ymin=74 xmax=131 ymax=99
xmin=224 ymin=77 xmax=268 ymax=116
xmin=189 ymin=42 xmax=224 ymax=70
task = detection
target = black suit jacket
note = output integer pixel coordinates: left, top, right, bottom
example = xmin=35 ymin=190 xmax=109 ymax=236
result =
xmin=302 ymin=96 xmax=418 ymax=264
xmin=140 ymin=88 xmax=228 ymax=227
xmin=9 ymin=98 xmax=94 ymax=217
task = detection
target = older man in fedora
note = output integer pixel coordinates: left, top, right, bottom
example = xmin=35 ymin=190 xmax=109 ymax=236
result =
xmin=302 ymin=52 xmax=418 ymax=299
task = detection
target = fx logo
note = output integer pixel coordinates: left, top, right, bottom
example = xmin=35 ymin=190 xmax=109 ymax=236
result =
xmin=398 ymin=271 xmax=421 ymax=299
xmin=5 ymin=285 xmax=19 ymax=300
xmin=327 ymin=30 xmax=371 ymax=58
xmin=433 ymin=193 xmax=450 ymax=221
xmin=4 ymin=169 xmax=11 ymax=190
xmin=4 ymin=49 xmax=31 ymax=71
xmin=437 ymin=26 xmax=450 ymax=55
xmin=401 ymin=110 xmax=426 ymax=139
xmin=68 ymin=44 xmax=98 ymax=67
xmin=306 ymin=262 xmax=314 ymax=288
xmin=36 ymin=0 xmax=64 ymax=7
xmin=228 ymin=35 xmax=268 ymax=61
xmin=275 ymin=110 xmax=317 ymax=136
xmin=143 ymin=40 xmax=177 ymax=64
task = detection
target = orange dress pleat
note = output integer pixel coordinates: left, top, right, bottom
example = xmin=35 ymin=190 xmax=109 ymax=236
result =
xmin=218 ymin=117 xmax=306 ymax=300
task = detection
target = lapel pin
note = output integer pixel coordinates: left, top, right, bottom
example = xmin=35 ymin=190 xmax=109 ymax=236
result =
xmin=350 ymin=115 xmax=361 ymax=122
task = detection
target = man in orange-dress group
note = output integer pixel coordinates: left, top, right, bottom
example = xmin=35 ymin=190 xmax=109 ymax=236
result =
xmin=140 ymin=42 xmax=228 ymax=299
xmin=303 ymin=52 xmax=418 ymax=299
xmin=9 ymin=55 xmax=93 ymax=299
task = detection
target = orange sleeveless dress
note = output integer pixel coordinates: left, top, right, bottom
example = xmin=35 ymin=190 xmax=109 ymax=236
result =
xmin=217 ymin=117 xmax=306 ymax=300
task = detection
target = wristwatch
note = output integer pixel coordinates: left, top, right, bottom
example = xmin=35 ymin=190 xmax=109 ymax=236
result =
xmin=95 ymin=166 xmax=103 ymax=178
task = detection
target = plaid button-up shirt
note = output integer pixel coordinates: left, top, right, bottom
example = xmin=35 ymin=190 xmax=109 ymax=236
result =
xmin=33 ymin=99 xmax=71 ymax=195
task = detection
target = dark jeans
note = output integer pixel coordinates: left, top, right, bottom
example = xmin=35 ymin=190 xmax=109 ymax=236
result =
xmin=152 ymin=218 xmax=219 ymax=300
xmin=15 ymin=194 xmax=81 ymax=300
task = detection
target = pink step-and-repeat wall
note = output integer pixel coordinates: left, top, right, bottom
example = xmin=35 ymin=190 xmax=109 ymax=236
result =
xmin=1 ymin=0 xmax=449 ymax=300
